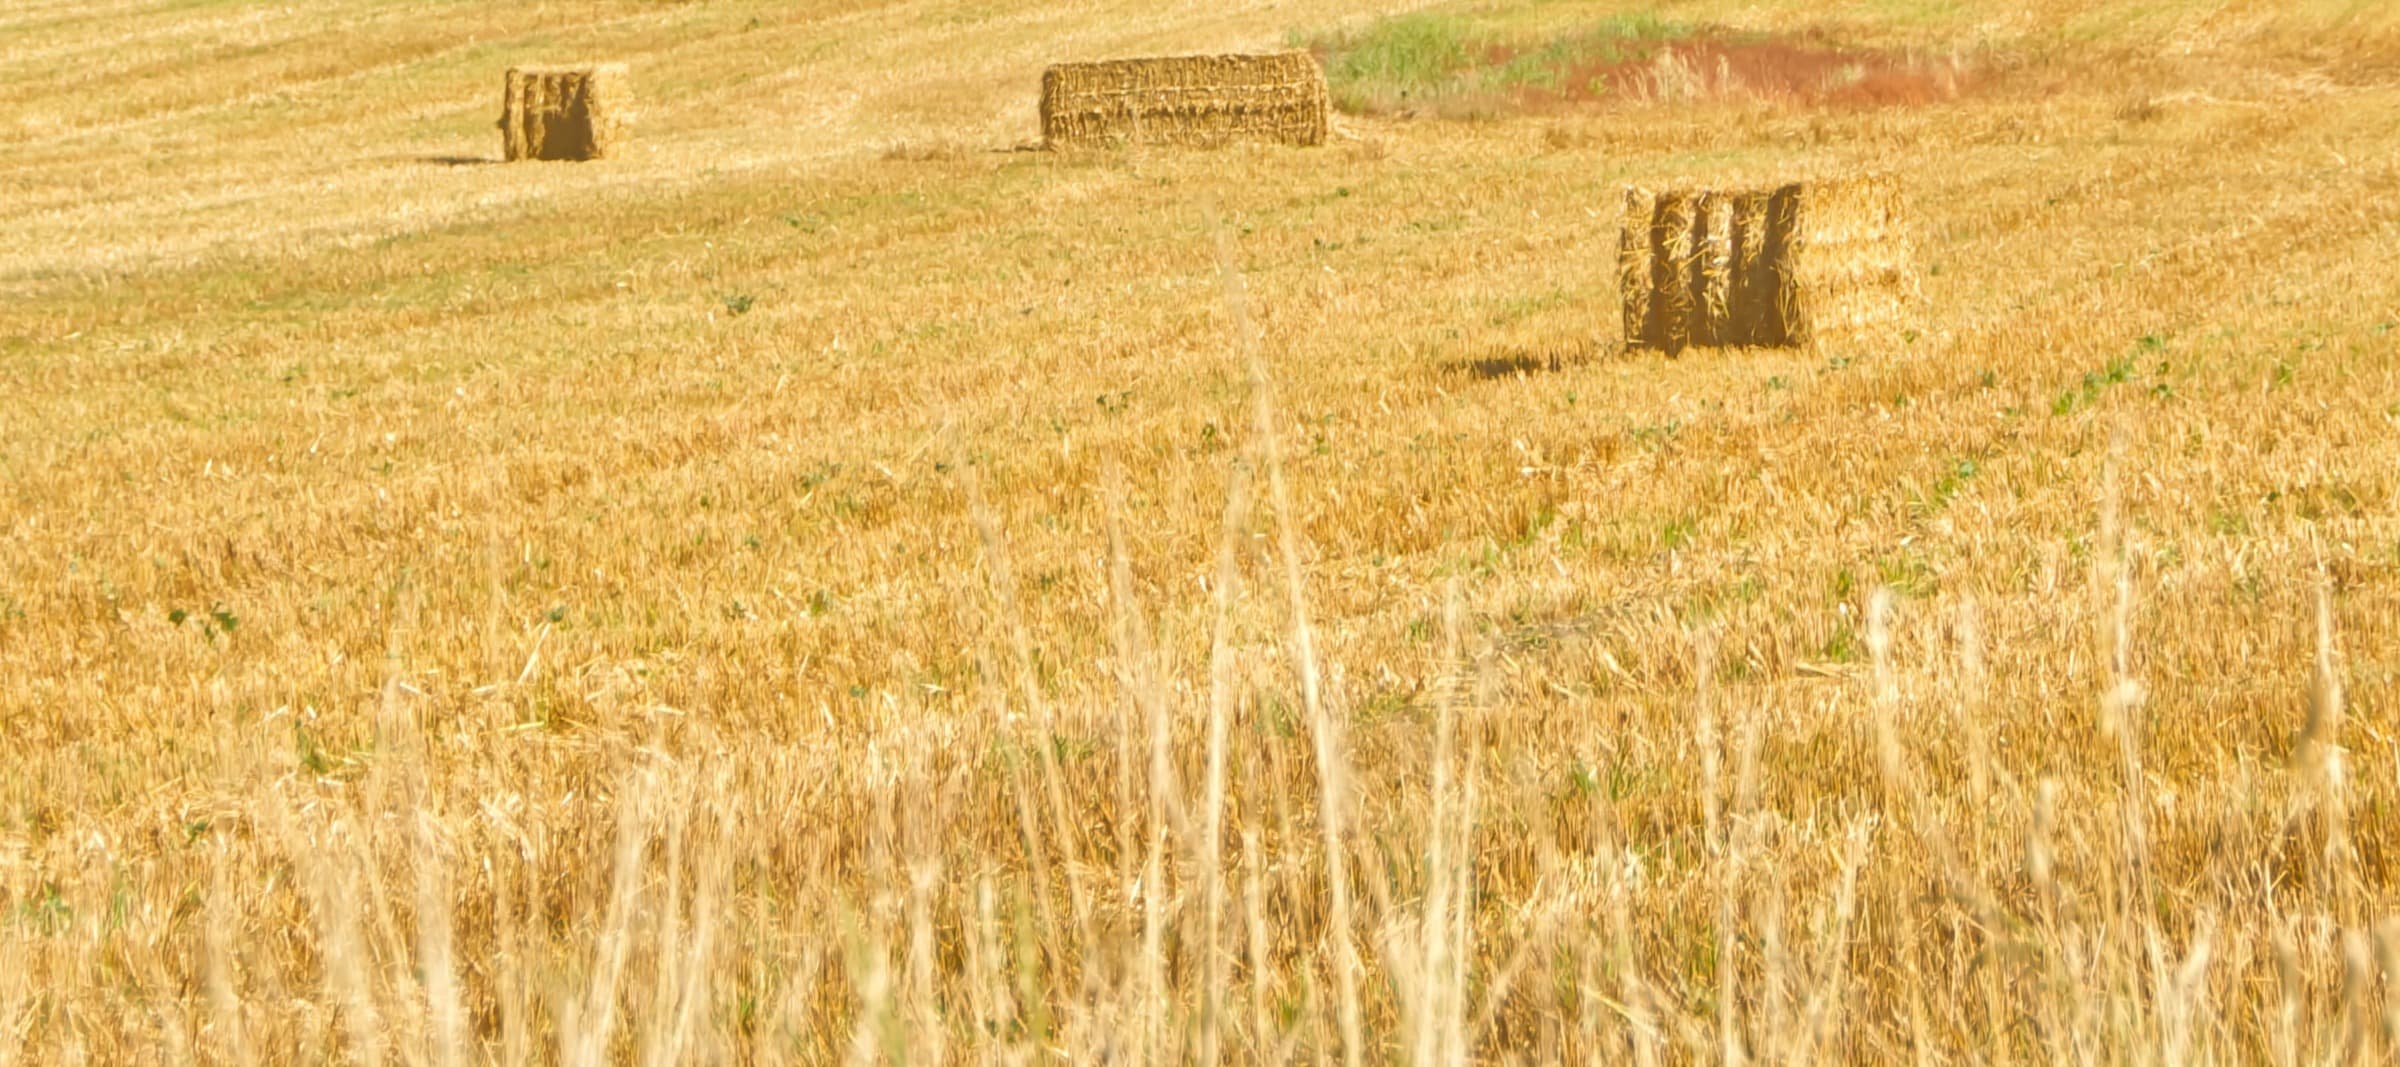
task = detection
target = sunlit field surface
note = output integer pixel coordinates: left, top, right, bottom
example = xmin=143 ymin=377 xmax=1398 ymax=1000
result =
xmin=4 ymin=0 xmax=2400 ymax=1061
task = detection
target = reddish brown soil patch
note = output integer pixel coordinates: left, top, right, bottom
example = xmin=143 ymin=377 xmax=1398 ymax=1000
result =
xmin=1529 ymin=33 xmax=1970 ymax=110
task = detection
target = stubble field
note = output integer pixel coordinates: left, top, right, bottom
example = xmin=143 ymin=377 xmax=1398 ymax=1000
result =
xmin=5 ymin=0 xmax=2400 ymax=1062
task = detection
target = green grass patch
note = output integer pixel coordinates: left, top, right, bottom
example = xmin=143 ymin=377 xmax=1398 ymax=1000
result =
xmin=1294 ymin=10 xmax=1700 ymax=116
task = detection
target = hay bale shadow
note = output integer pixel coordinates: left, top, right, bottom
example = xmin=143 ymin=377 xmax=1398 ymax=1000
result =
xmin=414 ymin=154 xmax=499 ymax=167
xmin=881 ymin=140 xmax=975 ymax=162
xmin=1452 ymin=352 xmax=1557 ymax=379
xmin=1441 ymin=338 xmax=1602 ymax=380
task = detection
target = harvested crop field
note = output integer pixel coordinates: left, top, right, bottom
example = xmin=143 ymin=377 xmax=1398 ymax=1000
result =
xmin=4 ymin=0 xmax=2400 ymax=1063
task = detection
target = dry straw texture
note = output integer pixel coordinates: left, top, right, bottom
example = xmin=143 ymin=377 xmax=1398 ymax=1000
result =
xmin=7 ymin=0 xmax=2400 ymax=1063
xmin=1041 ymin=52 xmax=1330 ymax=149
xmin=1645 ymin=190 xmax=1700 ymax=353
xmin=1771 ymin=177 xmax=1917 ymax=345
xmin=1730 ymin=191 xmax=1775 ymax=343
xmin=500 ymin=64 xmax=629 ymax=162
xmin=1694 ymin=192 xmax=1738 ymax=347
xmin=1617 ymin=187 xmax=1656 ymax=345
xmin=1625 ymin=174 xmax=1915 ymax=351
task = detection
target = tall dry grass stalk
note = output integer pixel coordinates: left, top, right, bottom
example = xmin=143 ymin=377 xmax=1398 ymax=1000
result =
xmin=1218 ymin=216 xmax=1365 ymax=1067
xmin=1196 ymin=449 xmax=1252 ymax=1067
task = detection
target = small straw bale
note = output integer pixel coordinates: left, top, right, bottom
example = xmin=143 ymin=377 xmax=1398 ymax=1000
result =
xmin=1646 ymin=191 xmax=1700 ymax=355
xmin=500 ymin=64 xmax=629 ymax=162
xmin=1040 ymin=52 xmax=1329 ymax=149
xmin=1619 ymin=174 xmax=1913 ymax=351
xmin=1619 ymin=187 xmax=1657 ymax=347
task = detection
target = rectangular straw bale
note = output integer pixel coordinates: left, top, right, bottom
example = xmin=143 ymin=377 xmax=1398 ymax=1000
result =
xmin=1619 ymin=187 xmax=1658 ymax=347
xmin=1618 ymin=174 xmax=1912 ymax=351
xmin=1041 ymin=52 xmax=1329 ymax=149
xmin=500 ymin=64 xmax=628 ymax=162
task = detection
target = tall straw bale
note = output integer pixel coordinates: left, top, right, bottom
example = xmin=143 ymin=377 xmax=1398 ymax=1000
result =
xmin=1040 ymin=52 xmax=1329 ymax=149
xmin=1620 ymin=187 xmax=1657 ymax=347
xmin=500 ymin=64 xmax=629 ymax=162
xmin=1618 ymin=174 xmax=1913 ymax=351
xmin=1647 ymin=191 xmax=1700 ymax=355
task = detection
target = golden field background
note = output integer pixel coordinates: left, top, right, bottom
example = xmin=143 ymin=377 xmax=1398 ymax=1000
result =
xmin=4 ymin=0 xmax=2400 ymax=1061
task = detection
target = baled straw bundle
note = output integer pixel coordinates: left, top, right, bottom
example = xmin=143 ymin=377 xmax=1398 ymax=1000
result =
xmin=1619 ymin=174 xmax=1913 ymax=351
xmin=500 ymin=64 xmax=629 ymax=162
xmin=1040 ymin=52 xmax=1330 ymax=149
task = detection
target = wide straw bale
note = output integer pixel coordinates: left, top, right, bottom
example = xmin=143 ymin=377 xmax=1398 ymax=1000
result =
xmin=1619 ymin=174 xmax=1913 ymax=351
xmin=1693 ymin=192 xmax=1737 ymax=348
xmin=1646 ymin=191 xmax=1700 ymax=355
xmin=1620 ymin=187 xmax=1658 ymax=347
xmin=1041 ymin=52 xmax=1329 ymax=149
xmin=500 ymin=64 xmax=628 ymax=162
